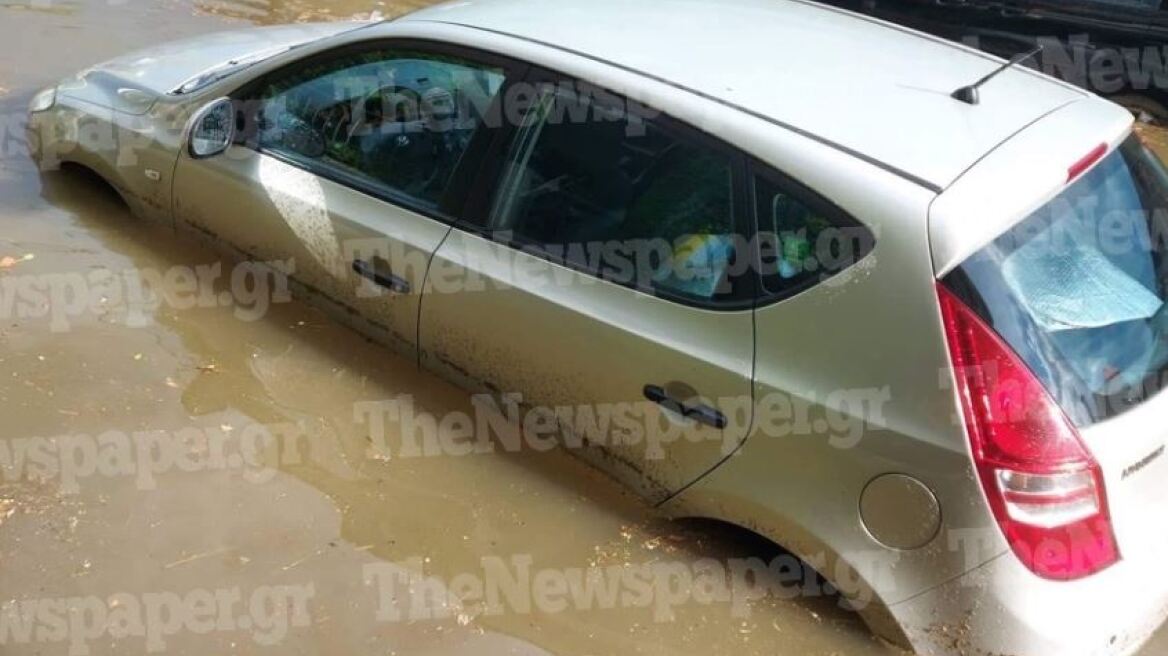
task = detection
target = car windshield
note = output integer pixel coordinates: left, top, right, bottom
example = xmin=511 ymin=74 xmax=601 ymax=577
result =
xmin=943 ymin=134 xmax=1168 ymax=426
xmin=171 ymin=45 xmax=295 ymax=95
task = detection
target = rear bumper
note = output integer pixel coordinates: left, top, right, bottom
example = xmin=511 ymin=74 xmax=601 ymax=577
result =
xmin=890 ymin=539 xmax=1168 ymax=656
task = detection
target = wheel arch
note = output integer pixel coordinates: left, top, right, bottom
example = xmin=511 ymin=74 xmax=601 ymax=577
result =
xmin=660 ymin=500 xmax=913 ymax=650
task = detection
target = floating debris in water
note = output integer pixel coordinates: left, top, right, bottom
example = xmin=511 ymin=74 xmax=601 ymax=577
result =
xmin=0 ymin=253 xmax=34 ymax=269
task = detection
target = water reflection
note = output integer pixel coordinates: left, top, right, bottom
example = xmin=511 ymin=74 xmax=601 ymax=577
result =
xmin=0 ymin=0 xmax=80 ymax=15
xmin=193 ymin=0 xmax=434 ymax=24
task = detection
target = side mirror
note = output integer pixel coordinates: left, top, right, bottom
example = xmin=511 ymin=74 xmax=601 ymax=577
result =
xmin=188 ymin=98 xmax=235 ymax=159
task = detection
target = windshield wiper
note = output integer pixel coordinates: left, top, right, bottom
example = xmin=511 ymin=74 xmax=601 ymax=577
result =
xmin=170 ymin=45 xmax=298 ymax=95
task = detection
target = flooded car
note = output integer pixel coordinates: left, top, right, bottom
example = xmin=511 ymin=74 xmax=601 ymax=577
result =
xmin=19 ymin=0 xmax=1168 ymax=654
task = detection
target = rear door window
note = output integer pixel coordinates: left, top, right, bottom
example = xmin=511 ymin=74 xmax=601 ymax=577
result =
xmin=943 ymin=135 xmax=1168 ymax=425
xmin=483 ymin=80 xmax=749 ymax=305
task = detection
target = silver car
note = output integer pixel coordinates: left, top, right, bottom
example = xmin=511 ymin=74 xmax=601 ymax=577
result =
xmin=25 ymin=0 xmax=1168 ymax=653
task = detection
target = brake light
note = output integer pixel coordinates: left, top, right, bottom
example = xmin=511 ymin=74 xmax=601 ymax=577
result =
xmin=937 ymin=284 xmax=1119 ymax=580
xmin=1068 ymin=143 xmax=1108 ymax=182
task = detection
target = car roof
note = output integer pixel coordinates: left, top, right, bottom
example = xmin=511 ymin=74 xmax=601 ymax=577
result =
xmin=397 ymin=0 xmax=1087 ymax=191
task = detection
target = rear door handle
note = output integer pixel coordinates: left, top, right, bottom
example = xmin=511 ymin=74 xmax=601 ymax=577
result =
xmin=352 ymin=259 xmax=411 ymax=294
xmin=643 ymin=384 xmax=728 ymax=429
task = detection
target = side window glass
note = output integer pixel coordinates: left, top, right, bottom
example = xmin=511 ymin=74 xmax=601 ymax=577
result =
xmin=754 ymin=173 xmax=875 ymax=296
xmin=488 ymin=84 xmax=740 ymax=303
xmin=251 ymin=48 xmax=506 ymax=210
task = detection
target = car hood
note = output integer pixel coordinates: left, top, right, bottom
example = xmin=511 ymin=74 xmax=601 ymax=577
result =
xmin=57 ymin=22 xmax=369 ymax=113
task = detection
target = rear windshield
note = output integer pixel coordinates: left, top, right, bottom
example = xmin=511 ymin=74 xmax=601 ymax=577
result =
xmin=943 ymin=135 xmax=1168 ymax=427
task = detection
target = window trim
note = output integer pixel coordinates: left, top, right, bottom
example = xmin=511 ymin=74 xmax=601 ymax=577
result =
xmin=221 ymin=38 xmax=874 ymax=312
xmin=455 ymin=65 xmax=758 ymax=312
xmin=227 ymin=37 xmax=531 ymax=226
xmin=748 ymin=158 xmax=877 ymax=308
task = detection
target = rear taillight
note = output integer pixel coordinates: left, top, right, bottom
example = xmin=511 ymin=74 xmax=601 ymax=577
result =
xmin=937 ymin=284 xmax=1119 ymax=580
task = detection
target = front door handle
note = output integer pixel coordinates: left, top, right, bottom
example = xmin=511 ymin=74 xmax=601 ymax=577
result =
xmin=643 ymin=384 xmax=728 ymax=429
xmin=353 ymin=259 xmax=411 ymax=294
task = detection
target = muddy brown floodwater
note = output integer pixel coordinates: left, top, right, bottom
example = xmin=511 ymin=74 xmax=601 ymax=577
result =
xmin=0 ymin=2 xmax=1165 ymax=656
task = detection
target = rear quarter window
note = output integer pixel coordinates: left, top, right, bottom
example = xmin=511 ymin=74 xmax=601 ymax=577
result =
xmin=753 ymin=167 xmax=877 ymax=303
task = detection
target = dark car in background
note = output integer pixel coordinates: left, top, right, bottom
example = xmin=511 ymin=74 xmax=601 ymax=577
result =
xmin=824 ymin=0 xmax=1168 ymax=120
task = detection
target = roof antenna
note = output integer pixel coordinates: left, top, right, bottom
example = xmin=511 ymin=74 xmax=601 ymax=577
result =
xmin=952 ymin=44 xmax=1044 ymax=106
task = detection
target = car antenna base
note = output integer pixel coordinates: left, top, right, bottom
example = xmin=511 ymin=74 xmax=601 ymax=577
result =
xmin=951 ymin=44 xmax=1044 ymax=106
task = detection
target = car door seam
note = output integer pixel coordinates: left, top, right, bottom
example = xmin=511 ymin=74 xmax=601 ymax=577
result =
xmin=416 ymin=225 xmax=455 ymax=369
